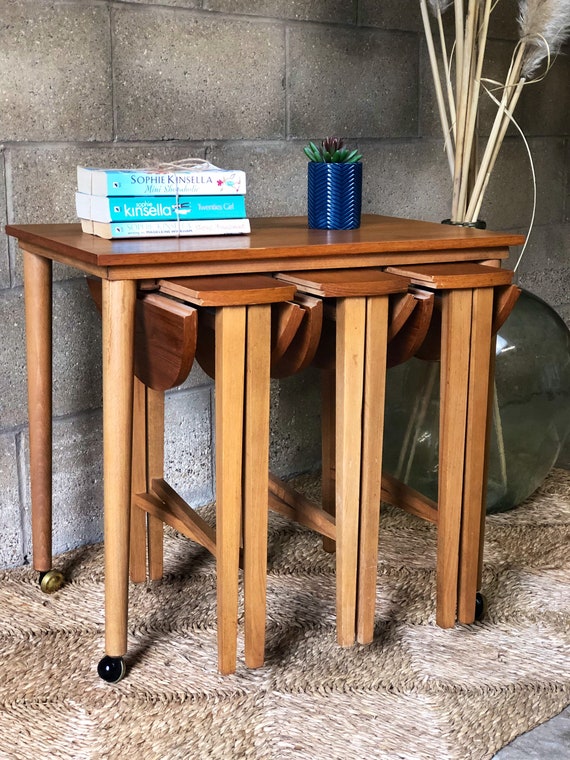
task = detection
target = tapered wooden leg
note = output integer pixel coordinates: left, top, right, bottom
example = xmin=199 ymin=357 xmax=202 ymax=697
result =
xmin=215 ymin=306 xmax=246 ymax=675
xmin=357 ymin=296 xmax=389 ymax=644
xmin=22 ymin=249 xmax=53 ymax=574
xmin=146 ymin=386 xmax=165 ymax=580
xmin=321 ymin=367 xmax=336 ymax=553
xmin=478 ymin=350 xmax=497 ymax=592
xmin=102 ymin=278 xmax=137 ymax=658
xmin=130 ymin=378 xmax=148 ymax=583
xmin=335 ymin=297 xmax=366 ymax=646
xmin=458 ymin=287 xmax=494 ymax=622
xmin=130 ymin=380 xmax=165 ymax=582
xmin=437 ymin=289 xmax=472 ymax=628
xmin=243 ymin=304 xmax=271 ymax=668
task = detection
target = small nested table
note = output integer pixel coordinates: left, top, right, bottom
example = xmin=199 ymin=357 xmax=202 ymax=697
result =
xmin=6 ymin=215 xmax=524 ymax=680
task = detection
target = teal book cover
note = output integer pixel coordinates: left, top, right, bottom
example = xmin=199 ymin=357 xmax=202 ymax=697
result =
xmin=77 ymin=166 xmax=246 ymax=196
xmin=76 ymin=193 xmax=247 ymax=222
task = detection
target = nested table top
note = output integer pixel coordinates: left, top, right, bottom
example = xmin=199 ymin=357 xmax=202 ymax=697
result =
xmin=6 ymin=215 xmax=525 ymax=280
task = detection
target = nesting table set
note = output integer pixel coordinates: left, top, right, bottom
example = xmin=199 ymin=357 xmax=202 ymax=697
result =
xmin=6 ymin=215 xmax=524 ymax=682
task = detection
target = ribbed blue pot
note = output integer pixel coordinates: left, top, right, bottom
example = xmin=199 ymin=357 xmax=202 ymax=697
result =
xmin=307 ymin=162 xmax=362 ymax=230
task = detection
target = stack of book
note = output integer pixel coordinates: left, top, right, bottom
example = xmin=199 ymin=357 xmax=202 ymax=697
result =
xmin=75 ymin=164 xmax=249 ymax=239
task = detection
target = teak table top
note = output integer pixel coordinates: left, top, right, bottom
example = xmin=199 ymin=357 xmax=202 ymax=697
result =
xmin=6 ymin=215 xmax=525 ymax=280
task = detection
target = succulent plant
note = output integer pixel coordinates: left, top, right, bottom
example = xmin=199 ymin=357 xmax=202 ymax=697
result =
xmin=303 ymin=137 xmax=362 ymax=163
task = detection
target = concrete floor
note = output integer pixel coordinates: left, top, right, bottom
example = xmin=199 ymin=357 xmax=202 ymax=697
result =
xmin=493 ymin=705 xmax=570 ymax=758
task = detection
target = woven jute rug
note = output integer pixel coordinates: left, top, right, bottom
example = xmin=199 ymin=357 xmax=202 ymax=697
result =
xmin=0 ymin=469 xmax=569 ymax=760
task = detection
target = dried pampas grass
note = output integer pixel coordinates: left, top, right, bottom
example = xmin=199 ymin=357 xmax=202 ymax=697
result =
xmin=428 ymin=0 xmax=454 ymax=12
xmin=518 ymin=0 xmax=570 ymax=77
xmin=422 ymin=0 xmax=570 ymax=263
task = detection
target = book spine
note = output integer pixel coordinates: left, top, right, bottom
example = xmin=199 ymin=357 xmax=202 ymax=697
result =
xmin=76 ymin=193 xmax=246 ymax=222
xmin=78 ymin=166 xmax=246 ymax=196
xmin=82 ymin=217 xmax=251 ymax=239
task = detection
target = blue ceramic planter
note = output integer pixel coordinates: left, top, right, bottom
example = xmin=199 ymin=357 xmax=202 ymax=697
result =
xmin=307 ymin=162 xmax=362 ymax=230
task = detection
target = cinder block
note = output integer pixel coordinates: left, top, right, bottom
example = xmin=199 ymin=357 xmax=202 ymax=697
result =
xmin=0 ymin=279 xmax=104 ymax=430
xmin=115 ymin=0 xmax=200 ymax=7
xmin=482 ymin=138 xmax=566 ymax=229
xmin=172 ymin=359 xmax=214 ymax=391
xmin=487 ymin=1 xmax=520 ymax=39
xmin=112 ymin=8 xmax=286 ymax=140
xmin=0 ymin=434 xmax=24 ymax=568
xmin=0 ymin=2 xmax=112 ymax=142
xmin=0 ymin=287 xmax=28 ymax=429
xmin=358 ymin=139 xmax=451 ymax=223
xmin=358 ymin=0 xmax=421 ymax=32
xmin=207 ymin=140 xmax=308 ymax=217
xmin=516 ymin=55 xmax=570 ymax=138
xmin=0 ymin=161 xmax=8 ymax=290
xmin=8 ymin=147 xmax=83 ymax=229
xmin=203 ymin=0 xmax=355 ymax=24
xmin=164 ymin=386 xmax=214 ymax=507
xmin=288 ymin=26 xmax=419 ymax=139
xmin=269 ymin=370 xmax=321 ymax=477
xmin=417 ymin=38 xmax=441 ymax=141
xmin=52 ymin=279 xmax=103 ymax=418
xmin=512 ymin=223 xmax=570 ymax=278
xmin=7 ymin=145 xmax=100 ymax=288
xmin=20 ymin=411 xmax=105 ymax=559
xmin=516 ymin=267 xmax=570 ymax=311
xmin=476 ymin=39 xmax=570 ymax=138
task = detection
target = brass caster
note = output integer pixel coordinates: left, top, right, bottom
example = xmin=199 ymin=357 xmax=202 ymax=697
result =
xmin=39 ymin=569 xmax=65 ymax=594
xmin=97 ymin=656 xmax=127 ymax=684
xmin=475 ymin=592 xmax=487 ymax=621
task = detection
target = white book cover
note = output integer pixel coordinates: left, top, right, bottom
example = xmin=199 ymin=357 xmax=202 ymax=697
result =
xmin=80 ymin=217 xmax=251 ymax=239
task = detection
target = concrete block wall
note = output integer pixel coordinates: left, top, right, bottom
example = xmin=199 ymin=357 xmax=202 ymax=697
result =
xmin=0 ymin=0 xmax=568 ymax=568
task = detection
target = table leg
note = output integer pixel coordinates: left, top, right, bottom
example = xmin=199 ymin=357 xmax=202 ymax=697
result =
xmin=458 ymin=287 xmax=494 ymax=622
xmin=357 ymin=295 xmax=389 ymax=644
xmin=130 ymin=378 xmax=148 ymax=583
xmin=130 ymin=381 xmax=165 ymax=582
xmin=98 ymin=278 xmax=136 ymax=682
xmin=437 ymin=289 xmax=472 ymax=628
xmin=321 ymin=368 xmax=336 ymax=554
xmin=243 ymin=304 xmax=271 ymax=668
xmin=335 ymin=297 xmax=366 ymax=646
xmin=146 ymin=386 xmax=165 ymax=581
xmin=215 ymin=306 xmax=246 ymax=675
xmin=22 ymin=249 xmax=56 ymax=587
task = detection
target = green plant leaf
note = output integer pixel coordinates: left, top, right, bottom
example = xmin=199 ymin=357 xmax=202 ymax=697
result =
xmin=304 ymin=138 xmax=361 ymax=162
xmin=346 ymin=149 xmax=363 ymax=163
xmin=304 ymin=141 xmax=323 ymax=161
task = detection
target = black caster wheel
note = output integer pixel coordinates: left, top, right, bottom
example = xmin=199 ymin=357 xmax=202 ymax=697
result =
xmin=475 ymin=592 xmax=487 ymax=621
xmin=97 ymin=656 xmax=126 ymax=684
xmin=39 ymin=569 xmax=65 ymax=594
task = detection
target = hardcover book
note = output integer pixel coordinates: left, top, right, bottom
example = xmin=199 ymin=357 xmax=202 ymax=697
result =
xmin=76 ymin=192 xmax=247 ymax=223
xmin=77 ymin=165 xmax=246 ymax=196
xmin=80 ymin=217 xmax=251 ymax=239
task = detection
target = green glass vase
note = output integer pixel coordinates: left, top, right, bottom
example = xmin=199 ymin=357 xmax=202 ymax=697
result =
xmin=382 ymin=289 xmax=570 ymax=513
